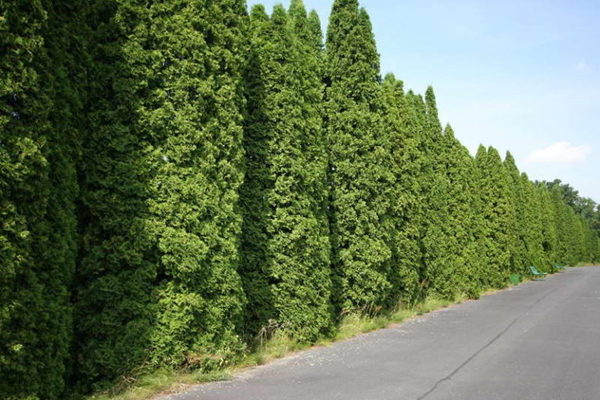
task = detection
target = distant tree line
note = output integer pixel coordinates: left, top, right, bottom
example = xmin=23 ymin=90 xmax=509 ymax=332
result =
xmin=1 ymin=0 xmax=598 ymax=398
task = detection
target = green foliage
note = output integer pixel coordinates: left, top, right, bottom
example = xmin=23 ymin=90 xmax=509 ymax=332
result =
xmin=441 ymin=125 xmax=482 ymax=297
xmin=144 ymin=0 xmax=248 ymax=373
xmin=75 ymin=0 xmax=162 ymax=388
xmin=76 ymin=0 xmax=248 ymax=390
xmin=325 ymin=0 xmax=395 ymax=312
xmin=473 ymin=146 xmax=516 ymax=287
xmin=503 ymin=153 xmax=528 ymax=273
xmin=240 ymin=1 xmax=332 ymax=342
xmin=0 ymin=1 xmax=82 ymax=398
xmin=420 ymin=87 xmax=456 ymax=299
xmin=380 ymin=74 xmax=421 ymax=304
xmin=2 ymin=1 xmax=598 ymax=399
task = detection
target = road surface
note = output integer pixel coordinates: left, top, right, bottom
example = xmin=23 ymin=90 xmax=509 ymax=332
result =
xmin=165 ymin=266 xmax=600 ymax=400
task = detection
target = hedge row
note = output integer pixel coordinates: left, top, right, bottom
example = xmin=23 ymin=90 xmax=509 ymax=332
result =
xmin=1 ymin=0 xmax=598 ymax=398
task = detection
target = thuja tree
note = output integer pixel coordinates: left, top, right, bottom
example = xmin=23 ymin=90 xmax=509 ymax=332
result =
xmin=441 ymin=125 xmax=481 ymax=297
xmin=381 ymin=74 xmax=421 ymax=304
xmin=520 ymin=174 xmax=548 ymax=268
xmin=75 ymin=0 xmax=159 ymax=387
xmin=40 ymin=0 xmax=87 ymax=396
xmin=504 ymin=152 xmax=528 ymax=273
xmin=240 ymin=2 xmax=332 ymax=342
xmin=1 ymin=1 xmax=52 ymax=398
xmin=473 ymin=146 xmax=515 ymax=287
xmin=325 ymin=0 xmax=394 ymax=312
xmin=549 ymin=185 xmax=572 ymax=265
xmin=144 ymin=0 xmax=248 ymax=369
xmin=421 ymin=87 xmax=455 ymax=299
xmin=537 ymin=184 xmax=559 ymax=267
xmin=404 ymin=91 xmax=429 ymax=301
xmin=0 ymin=1 xmax=82 ymax=398
xmin=76 ymin=0 xmax=248 ymax=387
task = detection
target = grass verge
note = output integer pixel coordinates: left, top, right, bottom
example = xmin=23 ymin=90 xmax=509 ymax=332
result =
xmin=85 ymin=286 xmax=526 ymax=400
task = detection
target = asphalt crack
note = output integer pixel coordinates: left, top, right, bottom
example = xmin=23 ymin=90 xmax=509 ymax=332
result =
xmin=415 ymin=284 xmax=557 ymax=400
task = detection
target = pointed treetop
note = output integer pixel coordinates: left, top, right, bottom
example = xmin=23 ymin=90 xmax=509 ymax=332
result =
xmin=425 ymin=86 xmax=437 ymax=108
xmin=487 ymin=146 xmax=502 ymax=161
xmin=503 ymin=151 xmax=521 ymax=178
xmin=357 ymin=7 xmax=381 ymax=76
xmin=475 ymin=144 xmax=487 ymax=159
xmin=307 ymin=10 xmax=323 ymax=51
xmin=444 ymin=123 xmax=455 ymax=138
xmin=271 ymin=3 xmax=288 ymax=24
xmin=327 ymin=0 xmax=359 ymax=46
xmin=326 ymin=0 xmax=381 ymax=99
xmin=383 ymin=72 xmax=396 ymax=82
xmin=383 ymin=73 xmax=404 ymax=96
xmin=250 ymin=3 xmax=269 ymax=21
xmin=505 ymin=151 xmax=516 ymax=164
xmin=358 ymin=7 xmax=374 ymax=31
xmin=425 ymin=86 xmax=441 ymax=131
xmin=289 ymin=0 xmax=307 ymax=33
xmin=288 ymin=0 xmax=322 ymax=52
xmin=289 ymin=0 xmax=307 ymax=18
xmin=329 ymin=0 xmax=359 ymax=18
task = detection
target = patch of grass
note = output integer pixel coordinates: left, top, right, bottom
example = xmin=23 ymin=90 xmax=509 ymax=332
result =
xmin=81 ymin=292 xmax=493 ymax=400
xmin=84 ymin=369 xmax=231 ymax=400
xmin=575 ymin=262 xmax=598 ymax=267
xmin=326 ymin=295 xmax=467 ymax=344
xmin=238 ymin=332 xmax=310 ymax=368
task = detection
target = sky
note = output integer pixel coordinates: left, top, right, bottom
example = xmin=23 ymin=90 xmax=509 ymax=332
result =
xmin=247 ymin=0 xmax=600 ymax=202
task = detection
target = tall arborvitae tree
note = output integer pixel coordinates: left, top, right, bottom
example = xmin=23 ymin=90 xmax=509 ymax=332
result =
xmin=1 ymin=1 xmax=82 ymax=398
xmin=404 ymin=90 xmax=429 ymax=300
xmin=40 ymin=0 xmax=86 ymax=396
xmin=0 ymin=1 xmax=49 ymax=397
xmin=421 ymin=87 xmax=455 ymax=299
xmin=520 ymin=174 xmax=547 ymax=268
xmin=504 ymin=152 xmax=528 ymax=273
xmin=286 ymin=0 xmax=332 ymax=340
xmin=240 ymin=2 xmax=332 ymax=342
xmin=473 ymin=146 xmax=515 ymax=287
xmin=239 ymin=4 xmax=272 ymax=339
xmin=537 ymin=184 xmax=559 ymax=267
xmin=308 ymin=10 xmax=324 ymax=53
xmin=77 ymin=0 xmax=248 ymax=387
xmin=144 ymin=0 xmax=247 ymax=369
xmin=549 ymin=185 xmax=571 ymax=265
xmin=1 ymin=4 xmax=51 ymax=397
xmin=76 ymin=1 xmax=161 ymax=386
xmin=442 ymin=125 xmax=482 ymax=297
xmin=325 ymin=0 xmax=394 ymax=312
xmin=381 ymin=74 xmax=421 ymax=304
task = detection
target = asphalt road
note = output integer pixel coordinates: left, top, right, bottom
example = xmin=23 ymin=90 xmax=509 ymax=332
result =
xmin=165 ymin=267 xmax=600 ymax=400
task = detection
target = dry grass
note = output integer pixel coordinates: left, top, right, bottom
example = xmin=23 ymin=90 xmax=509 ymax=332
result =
xmin=85 ymin=288 xmax=521 ymax=400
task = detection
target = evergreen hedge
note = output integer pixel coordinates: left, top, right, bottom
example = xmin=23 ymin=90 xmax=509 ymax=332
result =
xmin=1 ymin=1 xmax=599 ymax=398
